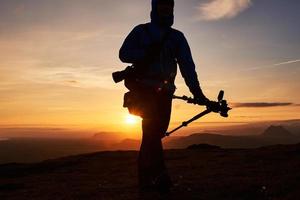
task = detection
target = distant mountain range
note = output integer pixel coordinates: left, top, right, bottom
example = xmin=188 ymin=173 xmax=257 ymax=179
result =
xmin=113 ymin=125 xmax=300 ymax=150
xmin=1 ymin=124 xmax=299 ymax=164
xmin=262 ymin=125 xmax=294 ymax=137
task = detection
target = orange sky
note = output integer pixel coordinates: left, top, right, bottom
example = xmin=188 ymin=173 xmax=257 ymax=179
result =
xmin=0 ymin=0 xmax=300 ymax=139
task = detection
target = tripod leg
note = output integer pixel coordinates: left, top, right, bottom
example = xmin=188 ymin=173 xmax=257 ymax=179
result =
xmin=165 ymin=109 xmax=211 ymax=136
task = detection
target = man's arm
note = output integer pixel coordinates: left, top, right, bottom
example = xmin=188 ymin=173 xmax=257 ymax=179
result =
xmin=119 ymin=25 xmax=146 ymax=63
xmin=176 ymin=32 xmax=208 ymax=103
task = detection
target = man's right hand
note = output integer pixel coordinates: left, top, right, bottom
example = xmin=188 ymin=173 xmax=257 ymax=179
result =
xmin=193 ymin=94 xmax=209 ymax=105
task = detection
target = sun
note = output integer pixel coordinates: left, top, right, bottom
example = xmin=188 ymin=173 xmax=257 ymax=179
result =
xmin=125 ymin=114 xmax=139 ymax=125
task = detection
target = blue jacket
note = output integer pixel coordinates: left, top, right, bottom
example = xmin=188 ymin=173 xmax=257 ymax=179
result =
xmin=119 ymin=22 xmax=203 ymax=96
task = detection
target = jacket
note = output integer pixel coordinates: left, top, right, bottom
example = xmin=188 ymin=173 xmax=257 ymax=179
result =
xmin=119 ymin=22 xmax=203 ymax=97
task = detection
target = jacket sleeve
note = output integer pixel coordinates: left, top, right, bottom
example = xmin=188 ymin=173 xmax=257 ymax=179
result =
xmin=119 ymin=25 xmax=146 ymax=63
xmin=176 ymin=32 xmax=204 ymax=97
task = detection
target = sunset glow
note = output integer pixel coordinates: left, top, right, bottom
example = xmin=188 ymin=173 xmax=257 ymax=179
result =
xmin=0 ymin=0 xmax=299 ymax=138
xmin=125 ymin=114 xmax=139 ymax=125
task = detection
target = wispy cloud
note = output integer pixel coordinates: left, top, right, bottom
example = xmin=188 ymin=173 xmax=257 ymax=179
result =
xmin=273 ymin=59 xmax=300 ymax=66
xmin=232 ymin=102 xmax=294 ymax=108
xmin=244 ymin=59 xmax=300 ymax=71
xmin=196 ymin=0 xmax=252 ymax=21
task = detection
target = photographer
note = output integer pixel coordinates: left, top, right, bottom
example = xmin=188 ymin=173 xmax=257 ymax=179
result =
xmin=118 ymin=0 xmax=209 ymax=194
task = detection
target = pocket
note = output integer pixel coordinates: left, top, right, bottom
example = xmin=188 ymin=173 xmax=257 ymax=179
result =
xmin=123 ymin=91 xmax=144 ymax=117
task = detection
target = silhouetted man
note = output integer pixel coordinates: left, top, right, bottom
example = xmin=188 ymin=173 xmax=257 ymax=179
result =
xmin=119 ymin=0 xmax=208 ymax=193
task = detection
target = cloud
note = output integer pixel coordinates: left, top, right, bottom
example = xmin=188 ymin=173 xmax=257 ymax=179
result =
xmin=232 ymin=102 xmax=294 ymax=108
xmin=245 ymin=59 xmax=300 ymax=71
xmin=273 ymin=59 xmax=300 ymax=66
xmin=196 ymin=0 xmax=252 ymax=21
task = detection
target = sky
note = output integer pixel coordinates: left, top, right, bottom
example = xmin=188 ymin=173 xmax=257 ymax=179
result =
xmin=0 ymin=0 xmax=300 ymax=138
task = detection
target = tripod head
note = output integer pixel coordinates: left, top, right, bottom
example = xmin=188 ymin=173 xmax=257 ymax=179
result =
xmin=208 ymin=90 xmax=231 ymax=117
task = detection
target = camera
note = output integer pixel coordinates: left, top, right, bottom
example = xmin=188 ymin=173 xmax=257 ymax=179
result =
xmin=112 ymin=65 xmax=135 ymax=83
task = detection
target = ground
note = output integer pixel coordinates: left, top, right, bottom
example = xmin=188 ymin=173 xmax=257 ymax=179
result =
xmin=0 ymin=144 xmax=300 ymax=200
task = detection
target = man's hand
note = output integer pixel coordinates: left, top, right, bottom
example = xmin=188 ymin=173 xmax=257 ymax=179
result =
xmin=205 ymin=100 xmax=220 ymax=112
xmin=193 ymin=93 xmax=209 ymax=105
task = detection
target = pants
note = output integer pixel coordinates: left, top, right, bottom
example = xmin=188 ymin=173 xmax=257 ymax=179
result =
xmin=137 ymin=91 xmax=172 ymax=188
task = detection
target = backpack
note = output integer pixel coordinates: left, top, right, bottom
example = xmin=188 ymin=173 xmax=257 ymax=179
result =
xmin=123 ymin=24 xmax=172 ymax=117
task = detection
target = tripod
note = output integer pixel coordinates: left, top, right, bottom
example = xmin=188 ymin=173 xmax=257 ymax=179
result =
xmin=165 ymin=90 xmax=231 ymax=136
